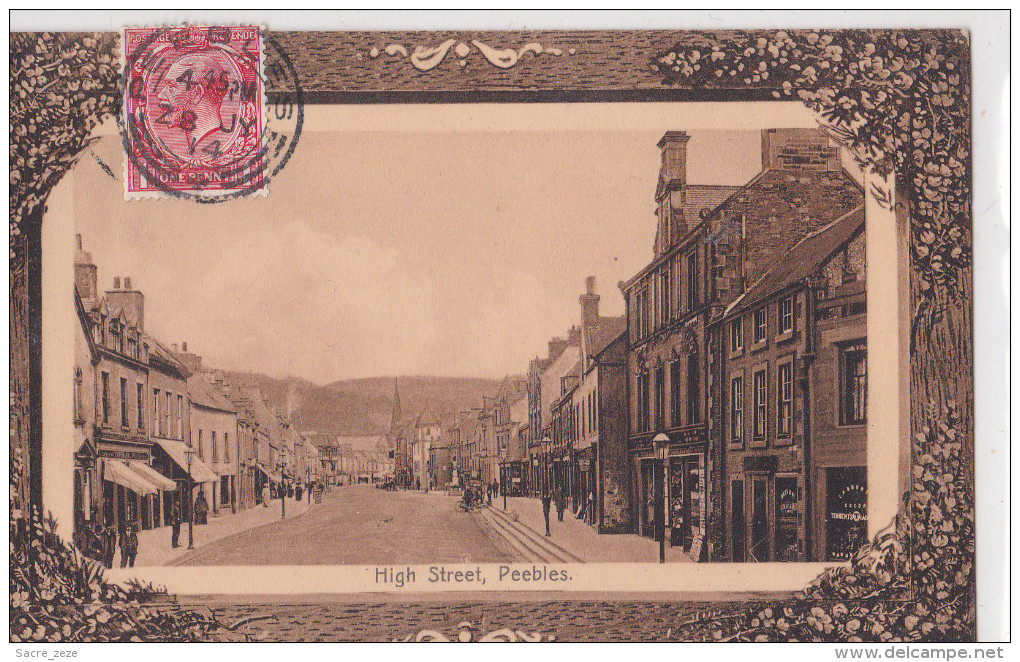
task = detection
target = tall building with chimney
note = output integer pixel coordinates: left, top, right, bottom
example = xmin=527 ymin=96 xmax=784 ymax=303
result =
xmin=620 ymin=129 xmax=862 ymax=561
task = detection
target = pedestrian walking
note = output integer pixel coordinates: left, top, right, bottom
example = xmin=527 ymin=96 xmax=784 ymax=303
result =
xmin=169 ymin=497 xmax=182 ymax=548
xmin=194 ymin=489 xmax=209 ymax=525
xmin=555 ymin=486 xmax=566 ymax=522
xmin=261 ymin=483 xmax=270 ymax=507
xmin=119 ymin=522 xmax=138 ymax=568
xmin=541 ymin=492 xmax=552 ymax=537
xmin=99 ymin=520 xmax=117 ymax=568
xmin=295 ymin=483 xmax=303 ymax=501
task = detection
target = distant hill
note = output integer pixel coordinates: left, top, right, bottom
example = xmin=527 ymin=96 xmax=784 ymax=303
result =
xmin=212 ymin=370 xmax=503 ymax=436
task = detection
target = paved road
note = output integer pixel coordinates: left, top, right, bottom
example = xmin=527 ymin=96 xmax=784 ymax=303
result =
xmin=175 ymin=484 xmax=510 ymax=565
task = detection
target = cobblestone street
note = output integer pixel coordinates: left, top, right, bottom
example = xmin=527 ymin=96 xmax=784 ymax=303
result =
xmin=174 ymin=484 xmax=510 ymax=566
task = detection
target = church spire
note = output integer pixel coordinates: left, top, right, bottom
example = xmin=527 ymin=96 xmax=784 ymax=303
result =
xmin=390 ymin=378 xmax=402 ymax=432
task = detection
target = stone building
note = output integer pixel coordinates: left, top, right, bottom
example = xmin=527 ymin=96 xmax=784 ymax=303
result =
xmin=525 ymin=327 xmax=580 ymax=496
xmin=711 ymin=206 xmax=867 ymax=562
xmin=186 ymin=374 xmax=238 ymax=515
xmin=620 ymin=129 xmax=863 ymax=561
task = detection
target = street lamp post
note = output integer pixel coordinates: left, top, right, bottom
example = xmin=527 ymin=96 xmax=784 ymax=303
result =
xmin=540 ymin=433 xmax=552 ymax=537
xmin=183 ymin=447 xmax=196 ymax=550
xmin=276 ymin=461 xmax=287 ymax=519
xmin=652 ymin=433 xmax=670 ymax=564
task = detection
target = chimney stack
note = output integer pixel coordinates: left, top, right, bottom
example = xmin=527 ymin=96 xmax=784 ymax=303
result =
xmin=112 ymin=276 xmax=121 ymax=290
xmin=657 ymin=131 xmax=690 ymax=195
xmin=580 ymin=276 xmax=600 ymax=331
xmin=73 ymin=236 xmax=97 ymax=302
xmin=548 ymin=337 xmax=568 ymax=361
xmin=105 ymin=280 xmax=144 ymax=330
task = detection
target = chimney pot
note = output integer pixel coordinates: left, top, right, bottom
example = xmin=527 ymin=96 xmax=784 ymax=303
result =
xmin=182 ymin=341 xmax=188 ymax=352
xmin=75 ymin=234 xmax=82 ymax=250
xmin=112 ymin=276 xmax=121 ymax=290
xmin=172 ymin=343 xmax=179 ymax=352
xmin=585 ymin=276 xmax=596 ymax=295
xmin=124 ymin=277 xmax=132 ymax=290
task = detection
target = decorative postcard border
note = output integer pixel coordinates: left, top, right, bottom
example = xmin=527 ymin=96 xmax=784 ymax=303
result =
xmin=10 ymin=28 xmax=973 ymax=642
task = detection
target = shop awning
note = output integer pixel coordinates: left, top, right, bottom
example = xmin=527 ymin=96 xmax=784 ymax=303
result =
xmin=126 ymin=461 xmax=178 ymax=491
xmin=102 ymin=460 xmax=158 ymax=496
xmin=153 ymin=438 xmax=218 ymax=483
xmin=256 ymin=463 xmax=282 ymax=483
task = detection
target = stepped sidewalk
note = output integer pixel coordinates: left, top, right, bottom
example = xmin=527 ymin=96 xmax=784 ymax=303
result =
xmin=133 ymin=495 xmax=315 ymax=567
xmin=491 ymin=496 xmax=692 ymax=563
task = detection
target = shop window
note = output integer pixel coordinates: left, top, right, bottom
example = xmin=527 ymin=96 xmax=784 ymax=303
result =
xmin=753 ymin=308 xmax=767 ymax=343
xmin=729 ymin=318 xmax=743 ymax=353
xmin=753 ymin=369 xmax=767 ymax=440
xmin=729 ymin=375 xmax=743 ymax=443
xmin=841 ymin=343 xmax=867 ymax=425
xmin=778 ymin=296 xmax=793 ymax=334
xmin=777 ymin=361 xmax=793 ymax=438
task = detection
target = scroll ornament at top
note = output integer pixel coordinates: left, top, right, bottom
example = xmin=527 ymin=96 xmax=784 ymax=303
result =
xmin=368 ymin=38 xmax=575 ymax=71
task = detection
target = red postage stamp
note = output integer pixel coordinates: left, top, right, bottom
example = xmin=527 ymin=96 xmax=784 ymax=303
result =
xmin=121 ymin=26 xmax=267 ymax=199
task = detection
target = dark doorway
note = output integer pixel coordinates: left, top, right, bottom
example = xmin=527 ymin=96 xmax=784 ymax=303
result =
xmin=749 ymin=476 xmax=769 ymax=561
xmin=731 ymin=480 xmax=745 ymax=561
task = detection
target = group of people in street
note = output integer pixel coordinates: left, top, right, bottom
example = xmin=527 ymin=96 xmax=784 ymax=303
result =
xmin=75 ymin=507 xmax=139 ymax=568
xmin=260 ymin=480 xmax=323 ymax=508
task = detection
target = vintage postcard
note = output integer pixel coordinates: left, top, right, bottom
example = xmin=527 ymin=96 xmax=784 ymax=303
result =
xmin=9 ymin=11 xmax=1005 ymax=647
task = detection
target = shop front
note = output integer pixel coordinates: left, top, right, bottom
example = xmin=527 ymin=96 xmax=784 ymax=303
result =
xmin=727 ymin=455 xmax=805 ymax=563
xmin=821 ymin=465 xmax=867 ymax=561
xmin=631 ymin=428 xmax=708 ymax=560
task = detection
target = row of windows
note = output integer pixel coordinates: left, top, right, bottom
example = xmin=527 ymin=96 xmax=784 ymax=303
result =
xmin=728 ymin=295 xmax=796 ymax=354
xmin=633 ymin=251 xmax=700 ymax=341
xmin=554 ymin=387 xmax=600 ymax=446
xmin=195 ymin=428 xmax=230 ymax=463
xmin=95 ymin=318 xmax=142 ymax=360
xmin=728 ymin=345 xmax=867 ymax=445
xmin=635 ymin=354 xmax=700 ymax=433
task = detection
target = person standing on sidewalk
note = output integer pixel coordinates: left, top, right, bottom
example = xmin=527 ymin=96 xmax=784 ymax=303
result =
xmin=554 ymin=485 xmax=566 ymax=522
xmin=261 ymin=483 xmax=270 ymax=508
xmin=169 ymin=497 xmax=182 ymax=548
xmin=194 ymin=489 xmax=209 ymax=525
xmin=119 ymin=523 xmax=138 ymax=568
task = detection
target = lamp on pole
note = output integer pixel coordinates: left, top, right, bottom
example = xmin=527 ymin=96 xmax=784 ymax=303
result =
xmin=183 ymin=447 xmax=197 ymax=550
xmin=500 ymin=448 xmax=507 ymax=511
xmin=540 ymin=433 xmax=552 ymax=537
xmin=652 ymin=433 xmax=670 ymax=564
xmin=276 ymin=460 xmax=287 ymax=519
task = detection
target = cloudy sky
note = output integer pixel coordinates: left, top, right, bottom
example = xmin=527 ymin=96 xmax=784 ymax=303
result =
xmin=72 ymin=103 xmax=815 ymax=383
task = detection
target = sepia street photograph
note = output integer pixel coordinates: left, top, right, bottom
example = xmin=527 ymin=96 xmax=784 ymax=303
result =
xmin=56 ymin=109 xmax=872 ymax=571
xmin=10 ymin=12 xmax=1003 ymax=645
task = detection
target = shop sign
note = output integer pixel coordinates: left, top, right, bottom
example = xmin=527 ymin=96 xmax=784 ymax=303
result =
xmin=98 ymin=448 xmax=149 ymax=461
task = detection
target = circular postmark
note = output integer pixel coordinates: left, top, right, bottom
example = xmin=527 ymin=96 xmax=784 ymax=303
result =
xmin=120 ymin=26 xmax=302 ymax=202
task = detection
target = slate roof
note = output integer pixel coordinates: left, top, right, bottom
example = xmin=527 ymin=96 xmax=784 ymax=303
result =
xmin=725 ymin=205 xmax=865 ymax=316
xmin=188 ymin=376 xmax=236 ymax=414
xmin=589 ymin=315 xmax=626 ymax=357
xmin=677 ymin=184 xmax=742 ymax=226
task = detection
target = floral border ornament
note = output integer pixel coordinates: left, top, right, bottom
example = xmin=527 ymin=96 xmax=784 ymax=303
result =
xmin=10 ymin=28 xmax=974 ymax=642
